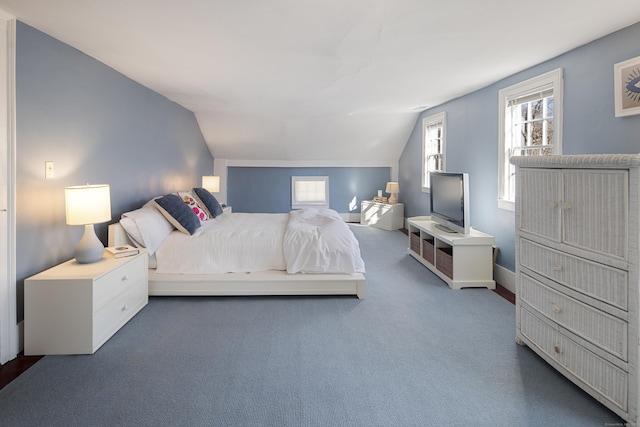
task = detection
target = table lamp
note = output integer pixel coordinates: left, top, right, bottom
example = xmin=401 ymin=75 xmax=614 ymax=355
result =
xmin=386 ymin=182 xmax=399 ymax=204
xmin=65 ymin=184 xmax=111 ymax=263
xmin=202 ymin=175 xmax=220 ymax=193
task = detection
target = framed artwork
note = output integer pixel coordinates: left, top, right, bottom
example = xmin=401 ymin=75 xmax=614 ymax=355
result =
xmin=614 ymin=55 xmax=640 ymax=117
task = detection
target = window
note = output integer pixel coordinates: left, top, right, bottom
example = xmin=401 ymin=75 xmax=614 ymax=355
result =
xmin=498 ymin=68 xmax=563 ymax=210
xmin=291 ymin=176 xmax=329 ymax=209
xmin=422 ymin=112 xmax=446 ymax=191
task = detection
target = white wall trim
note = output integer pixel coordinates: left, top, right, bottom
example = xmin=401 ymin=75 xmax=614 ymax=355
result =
xmin=0 ymin=11 xmax=17 ymax=365
xmin=224 ymin=159 xmax=399 ymax=180
xmin=494 ymin=263 xmax=515 ymax=294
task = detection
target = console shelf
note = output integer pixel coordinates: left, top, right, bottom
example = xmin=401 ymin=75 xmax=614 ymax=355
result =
xmin=407 ymin=216 xmax=495 ymax=290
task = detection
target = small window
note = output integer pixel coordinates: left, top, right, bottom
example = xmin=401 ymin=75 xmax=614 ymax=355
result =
xmin=291 ymin=176 xmax=329 ymax=209
xmin=498 ymin=68 xmax=563 ymax=211
xmin=422 ymin=112 xmax=446 ymax=191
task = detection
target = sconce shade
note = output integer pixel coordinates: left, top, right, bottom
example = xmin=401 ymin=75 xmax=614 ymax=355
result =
xmin=65 ymin=184 xmax=111 ymax=225
xmin=202 ymin=175 xmax=220 ymax=193
xmin=385 ymin=182 xmax=399 ymax=194
xmin=65 ymin=184 xmax=111 ymax=264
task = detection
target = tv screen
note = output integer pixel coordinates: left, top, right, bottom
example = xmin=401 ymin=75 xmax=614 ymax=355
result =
xmin=429 ymin=172 xmax=470 ymax=235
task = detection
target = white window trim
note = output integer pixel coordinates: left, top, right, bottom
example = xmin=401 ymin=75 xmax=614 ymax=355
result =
xmin=291 ymin=176 xmax=329 ymax=209
xmin=498 ymin=68 xmax=563 ymax=211
xmin=421 ymin=112 xmax=446 ymax=193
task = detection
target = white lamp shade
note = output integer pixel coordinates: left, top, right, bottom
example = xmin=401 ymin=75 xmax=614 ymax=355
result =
xmin=202 ymin=175 xmax=220 ymax=193
xmin=65 ymin=184 xmax=111 ymax=225
xmin=386 ymin=182 xmax=399 ymax=194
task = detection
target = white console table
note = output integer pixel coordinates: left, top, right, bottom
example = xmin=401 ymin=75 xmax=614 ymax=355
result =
xmin=361 ymin=201 xmax=404 ymax=230
xmin=407 ymin=216 xmax=495 ymax=290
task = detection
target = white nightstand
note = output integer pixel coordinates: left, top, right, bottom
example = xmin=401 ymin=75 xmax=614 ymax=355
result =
xmin=360 ymin=200 xmax=404 ymax=230
xmin=24 ymin=250 xmax=149 ymax=355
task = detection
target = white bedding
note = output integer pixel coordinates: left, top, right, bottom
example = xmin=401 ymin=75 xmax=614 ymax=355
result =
xmin=283 ymin=208 xmax=365 ymax=274
xmin=154 ymin=209 xmax=365 ymax=275
xmin=155 ymin=213 xmax=287 ymax=274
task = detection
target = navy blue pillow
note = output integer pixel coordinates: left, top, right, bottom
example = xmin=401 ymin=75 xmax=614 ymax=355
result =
xmin=154 ymin=194 xmax=200 ymax=235
xmin=192 ymin=187 xmax=224 ymax=218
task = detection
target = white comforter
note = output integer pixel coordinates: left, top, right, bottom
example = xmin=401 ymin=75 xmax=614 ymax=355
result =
xmin=283 ymin=208 xmax=365 ymax=274
xmin=154 ymin=209 xmax=365 ymax=275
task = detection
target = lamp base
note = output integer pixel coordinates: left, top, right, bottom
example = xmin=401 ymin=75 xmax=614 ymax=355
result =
xmin=74 ymin=224 xmax=105 ymax=264
xmin=388 ymin=193 xmax=398 ymax=204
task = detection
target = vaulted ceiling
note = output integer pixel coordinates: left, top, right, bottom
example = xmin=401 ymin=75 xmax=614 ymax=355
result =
xmin=2 ymin=0 xmax=640 ymax=162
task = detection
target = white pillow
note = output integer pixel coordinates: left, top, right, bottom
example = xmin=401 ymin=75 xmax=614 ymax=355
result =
xmin=120 ymin=201 xmax=174 ymax=255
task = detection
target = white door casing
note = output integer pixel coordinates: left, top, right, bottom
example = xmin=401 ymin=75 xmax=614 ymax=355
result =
xmin=0 ymin=11 xmax=17 ymax=365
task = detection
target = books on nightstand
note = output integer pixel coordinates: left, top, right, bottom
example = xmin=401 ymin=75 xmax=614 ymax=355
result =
xmin=106 ymin=245 xmax=139 ymax=258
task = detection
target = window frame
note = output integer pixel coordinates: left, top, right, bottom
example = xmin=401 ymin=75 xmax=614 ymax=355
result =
xmin=498 ymin=68 xmax=563 ymax=211
xmin=291 ymin=176 xmax=329 ymax=209
xmin=421 ymin=112 xmax=446 ymax=192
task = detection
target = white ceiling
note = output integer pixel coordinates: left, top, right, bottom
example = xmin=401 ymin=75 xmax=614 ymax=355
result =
xmin=2 ymin=1 xmax=640 ymax=162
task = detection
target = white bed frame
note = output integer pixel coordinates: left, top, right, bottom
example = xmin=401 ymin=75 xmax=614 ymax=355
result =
xmin=108 ymin=223 xmax=366 ymax=299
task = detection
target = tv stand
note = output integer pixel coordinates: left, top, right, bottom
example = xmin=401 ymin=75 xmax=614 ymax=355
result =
xmin=407 ymin=216 xmax=495 ymax=290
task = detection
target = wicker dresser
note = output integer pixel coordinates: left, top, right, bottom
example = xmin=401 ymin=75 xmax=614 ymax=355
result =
xmin=512 ymin=154 xmax=640 ymax=423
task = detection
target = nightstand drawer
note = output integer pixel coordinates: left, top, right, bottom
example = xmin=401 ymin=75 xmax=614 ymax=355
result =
xmin=93 ymin=256 xmax=147 ymax=309
xmin=520 ymin=239 xmax=627 ymax=310
xmin=521 ymin=274 xmax=627 ymax=360
xmin=94 ymin=279 xmax=147 ymax=347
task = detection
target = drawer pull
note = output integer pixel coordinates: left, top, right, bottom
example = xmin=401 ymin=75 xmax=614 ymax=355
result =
xmin=552 ymin=304 xmax=562 ymax=313
xmin=554 ymin=345 xmax=563 ymax=354
xmin=560 ymin=201 xmax=572 ymax=210
xmin=547 ymin=201 xmax=558 ymax=208
xmin=121 ymin=305 xmax=128 ymax=312
xmin=121 ymin=275 xmax=128 ymax=281
xmin=552 ymin=263 xmax=563 ymax=272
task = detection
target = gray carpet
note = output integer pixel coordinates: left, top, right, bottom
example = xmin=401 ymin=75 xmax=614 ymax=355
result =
xmin=0 ymin=225 xmax=624 ymax=426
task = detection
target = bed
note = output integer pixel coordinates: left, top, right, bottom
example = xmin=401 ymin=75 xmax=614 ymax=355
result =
xmin=108 ymin=193 xmax=366 ymax=299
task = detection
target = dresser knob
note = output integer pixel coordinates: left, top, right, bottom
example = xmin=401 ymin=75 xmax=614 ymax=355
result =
xmin=121 ymin=305 xmax=128 ymax=311
xmin=554 ymin=345 xmax=563 ymax=354
xmin=547 ymin=201 xmax=558 ymax=208
xmin=121 ymin=275 xmax=128 ymax=281
xmin=552 ymin=304 xmax=561 ymax=313
xmin=560 ymin=201 xmax=572 ymax=210
xmin=553 ymin=263 xmax=563 ymax=272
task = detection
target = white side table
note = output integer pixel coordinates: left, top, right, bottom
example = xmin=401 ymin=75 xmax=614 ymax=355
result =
xmin=360 ymin=200 xmax=404 ymax=230
xmin=24 ymin=250 xmax=149 ymax=355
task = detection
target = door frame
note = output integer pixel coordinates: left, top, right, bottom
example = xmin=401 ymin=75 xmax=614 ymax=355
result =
xmin=0 ymin=11 xmax=17 ymax=365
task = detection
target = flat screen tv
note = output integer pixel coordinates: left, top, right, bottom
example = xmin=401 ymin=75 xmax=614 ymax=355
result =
xmin=429 ymin=172 xmax=470 ymax=235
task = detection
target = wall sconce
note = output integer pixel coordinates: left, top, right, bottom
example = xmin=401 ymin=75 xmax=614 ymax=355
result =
xmin=202 ymin=175 xmax=220 ymax=193
xmin=65 ymin=184 xmax=111 ymax=264
xmin=386 ymin=182 xmax=399 ymax=204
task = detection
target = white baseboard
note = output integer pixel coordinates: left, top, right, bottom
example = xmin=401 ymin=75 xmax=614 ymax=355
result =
xmin=341 ymin=213 xmax=361 ymax=223
xmin=494 ymin=264 xmax=515 ymax=294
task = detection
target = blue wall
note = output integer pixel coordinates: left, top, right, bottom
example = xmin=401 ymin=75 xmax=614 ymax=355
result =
xmin=15 ymin=22 xmax=213 ymax=318
xmin=399 ymin=21 xmax=640 ymax=273
xmin=228 ymin=166 xmax=391 ymax=213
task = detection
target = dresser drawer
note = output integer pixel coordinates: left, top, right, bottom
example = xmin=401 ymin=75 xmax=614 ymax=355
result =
xmin=520 ymin=239 xmax=627 ymax=310
xmin=520 ymin=307 xmax=628 ymax=412
xmin=93 ymin=280 xmax=147 ymax=348
xmin=521 ymin=274 xmax=627 ymax=360
xmin=93 ymin=256 xmax=147 ymax=310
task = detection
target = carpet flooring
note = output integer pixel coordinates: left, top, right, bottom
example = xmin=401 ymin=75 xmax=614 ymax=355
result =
xmin=0 ymin=225 xmax=624 ymax=426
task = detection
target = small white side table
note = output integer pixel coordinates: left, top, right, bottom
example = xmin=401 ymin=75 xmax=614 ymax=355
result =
xmin=24 ymin=250 xmax=149 ymax=355
xmin=360 ymin=200 xmax=404 ymax=230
